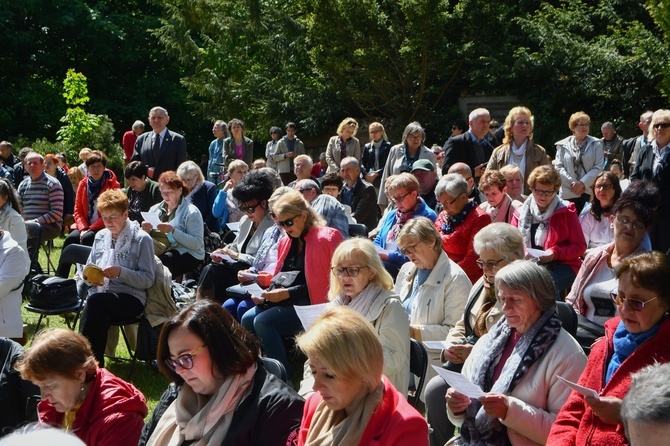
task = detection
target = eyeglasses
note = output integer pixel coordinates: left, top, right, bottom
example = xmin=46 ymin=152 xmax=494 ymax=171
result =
xmin=615 ymin=215 xmax=645 ymax=231
xmin=653 ymin=122 xmax=670 ymax=129
xmin=297 ymin=188 xmax=314 ymax=194
xmin=399 ymin=244 xmax=419 ymax=255
xmin=331 ymin=266 xmax=368 ymax=277
xmin=476 ymin=258 xmax=505 ymax=270
xmin=391 ymin=192 xmax=411 ymax=203
xmin=441 ymin=194 xmax=463 ymax=206
xmin=594 ymin=183 xmax=613 ymax=191
xmin=489 ymin=125 xmax=500 ymax=129
xmin=276 ymin=216 xmax=297 ymax=227
xmin=239 ymin=203 xmax=259 ymax=214
xmin=532 ymin=188 xmax=555 ymax=197
xmin=610 ymin=292 xmax=659 ymax=311
xmin=575 ymin=122 xmax=590 ymax=127
xmin=164 ymin=345 xmax=206 ymax=371
xmin=407 ymin=135 xmax=422 ymax=141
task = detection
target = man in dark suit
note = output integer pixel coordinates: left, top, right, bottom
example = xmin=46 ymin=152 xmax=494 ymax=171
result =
xmin=622 ymin=110 xmax=653 ymax=177
xmin=442 ymin=108 xmax=493 ymax=181
xmin=630 ymin=110 xmax=670 ymax=253
xmin=361 ymin=122 xmax=392 ymax=189
xmin=131 ymin=106 xmax=187 ymax=180
xmin=339 ymin=157 xmax=379 ymax=231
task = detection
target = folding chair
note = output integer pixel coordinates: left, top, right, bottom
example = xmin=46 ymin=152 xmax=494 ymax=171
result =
xmin=261 ymin=357 xmax=289 ymax=384
xmin=24 ymin=244 xmax=91 ymax=338
xmin=408 ymin=338 xmax=428 ymax=408
xmin=106 ymin=316 xmax=143 ymax=380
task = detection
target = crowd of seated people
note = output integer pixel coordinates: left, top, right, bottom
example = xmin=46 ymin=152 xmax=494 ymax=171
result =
xmin=3 ymin=106 xmax=670 ymax=445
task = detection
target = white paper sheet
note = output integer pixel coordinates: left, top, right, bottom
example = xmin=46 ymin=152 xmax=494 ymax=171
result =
xmin=526 ymin=247 xmax=550 ymax=259
xmin=432 ymin=365 xmax=485 ymax=399
xmin=227 ymin=222 xmax=240 ymax=232
xmin=557 ymin=375 xmax=600 ymax=399
xmin=423 ymin=340 xmax=454 ymax=351
xmin=295 ymin=303 xmax=331 ymax=331
xmin=211 ymin=252 xmax=234 ymax=263
xmin=141 ymin=212 xmax=161 ymax=228
xmin=242 ymin=283 xmax=265 ymax=297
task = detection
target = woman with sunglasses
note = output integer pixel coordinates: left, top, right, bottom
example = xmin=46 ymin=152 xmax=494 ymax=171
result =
xmin=568 ymin=181 xmax=657 ymax=324
xmin=141 ymin=171 xmax=204 ymax=277
xmin=241 ymin=189 xmax=343 ymax=378
xmin=548 ymin=251 xmax=670 ymax=445
xmin=511 ymin=165 xmax=586 ymax=296
xmin=373 ymin=173 xmax=437 ymax=278
xmin=197 ymin=170 xmax=276 ymax=308
xmin=394 ymin=217 xmax=472 ymax=391
xmin=424 ymin=222 xmax=524 ymax=446
xmin=579 ymin=170 xmax=622 ymax=253
xmin=298 ymin=237 xmax=410 ymax=396
xmin=631 ymin=109 xmax=670 ymax=253
xmin=141 ymin=300 xmax=304 ymax=446
xmin=554 ymin=111 xmax=605 ymax=214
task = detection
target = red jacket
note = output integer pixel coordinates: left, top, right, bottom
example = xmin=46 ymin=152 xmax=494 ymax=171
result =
xmin=275 ymin=226 xmax=343 ymax=305
xmin=297 ymin=376 xmax=428 ymax=446
xmin=122 ymin=130 xmax=138 ymax=163
xmin=73 ymin=170 xmax=121 ymax=232
xmin=547 ymin=317 xmax=670 ymax=445
xmin=511 ymin=201 xmax=586 ymax=275
xmin=435 ymin=206 xmax=491 ymax=284
xmin=39 ymin=367 xmax=148 ymax=446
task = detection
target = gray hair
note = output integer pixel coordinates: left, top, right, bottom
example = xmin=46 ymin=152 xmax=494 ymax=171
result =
xmin=474 ymin=223 xmax=525 ymax=260
xmin=296 ymin=179 xmax=319 ymax=191
xmin=622 ymin=362 xmax=670 ymax=430
xmin=149 ymin=106 xmax=168 ymax=116
xmin=601 ymin=121 xmax=615 ymax=130
xmin=259 ymin=167 xmax=283 ymax=189
xmin=494 ymin=260 xmax=557 ymax=312
xmin=435 ymin=173 xmax=468 ymax=198
xmin=176 ymin=160 xmax=204 ymax=184
xmin=397 ymin=217 xmax=442 ymax=254
xmin=469 ymin=108 xmax=490 ymax=122
xmin=132 ymin=120 xmax=145 ymax=130
xmin=401 ymin=121 xmax=426 ymax=143
xmin=340 ymin=156 xmax=359 ymax=169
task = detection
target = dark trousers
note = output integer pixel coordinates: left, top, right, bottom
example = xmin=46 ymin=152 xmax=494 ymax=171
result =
xmin=197 ymin=261 xmax=249 ymax=304
xmin=57 ymin=229 xmax=97 ymax=277
xmin=425 ymin=375 xmax=456 ymax=446
xmin=159 ymin=250 xmax=202 ymax=277
xmin=25 ymin=221 xmax=61 ymax=272
xmin=79 ymin=292 xmax=144 ymax=366
xmin=280 ymin=172 xmax=297 ymax=186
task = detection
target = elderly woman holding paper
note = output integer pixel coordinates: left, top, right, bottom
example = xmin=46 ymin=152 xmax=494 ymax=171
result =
xmin=79 ymin=189 xmax=155 ymax=366
xmin=446 ymin=260 xmax=586 ymax=446
xmin=547 ymin=251 xmax=670 ymax=445
xmin=298 ymin=237 xmax=410 ymax=396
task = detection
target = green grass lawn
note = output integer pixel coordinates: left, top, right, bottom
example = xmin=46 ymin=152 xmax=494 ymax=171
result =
xmin=21 ymin=236 xmax=169 ymax=418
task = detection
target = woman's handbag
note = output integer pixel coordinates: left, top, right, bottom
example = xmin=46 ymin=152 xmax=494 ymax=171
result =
xmin=257 ymin=271 xmax=301 ymax=311
xmin=29 ymin=275 xmax=78 ymax=309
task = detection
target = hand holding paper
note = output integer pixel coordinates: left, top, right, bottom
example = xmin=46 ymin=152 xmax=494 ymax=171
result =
xmin=557 ymin=375 xmax=599 ymax=399
xmin=432 ymin=365 xmax=485 ymax=399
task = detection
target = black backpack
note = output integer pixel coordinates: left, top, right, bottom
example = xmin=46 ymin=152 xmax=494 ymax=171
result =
xmin=29 ymin=275 xmax=78 ymax=309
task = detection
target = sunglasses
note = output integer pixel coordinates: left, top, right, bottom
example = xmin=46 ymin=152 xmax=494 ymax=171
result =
xmin=164 ymin=345 xmax=206 ymax=371
xmin=610 ymin=292 xmax=659 ymax=311
xmin=276 ymin=216 xmax=297 ymax=227
xmin=331 ymin=266 xmax=368 ymax=277
xmin=238 ymin=203 xmax=259 ymax=214
xmin=653 ymin=122 xmax=670 ymax=129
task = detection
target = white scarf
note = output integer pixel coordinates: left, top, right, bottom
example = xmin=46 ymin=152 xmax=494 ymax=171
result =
xmin=147 ymin=363 xmax=257 ymax=446
xmin=519 ymin=194 xmax=561 ymax=249
xmin=333 ymin=284 xmax=383 ymax=322
xmin=509 ymin=139 xmax=528 ymax=178
xmin=95 ymin=219 xmax=140 ymax=293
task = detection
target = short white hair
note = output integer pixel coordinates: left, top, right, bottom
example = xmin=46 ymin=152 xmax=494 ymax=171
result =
xmin=469 ymin=108 xmax=490 ymax=122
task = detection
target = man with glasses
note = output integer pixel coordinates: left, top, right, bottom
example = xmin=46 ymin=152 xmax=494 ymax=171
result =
xmin=442 ymin=108 xmax=494 ymax=180
xmin=294 ymin=179 xmax=348 ymax=239
xmin=287 ymin=155 xmax=320 ymax=190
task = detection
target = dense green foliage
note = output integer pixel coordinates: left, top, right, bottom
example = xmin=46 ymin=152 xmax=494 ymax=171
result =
xmin=1 ymin=0 xmax=669 ymax=155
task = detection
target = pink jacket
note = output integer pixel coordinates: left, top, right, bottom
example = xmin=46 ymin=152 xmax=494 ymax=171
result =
xmin=297 ymin=376 xmax=428 ymax=445
xmin=275 ymin=226 xmax=343 ymax=305
xmin=547 ymin=317 xmax=670 ymax=445
xmin=511 ymin=202 xmax=586 ymax=274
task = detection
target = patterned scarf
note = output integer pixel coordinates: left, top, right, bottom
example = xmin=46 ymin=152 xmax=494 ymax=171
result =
xmin=338 ymin=135 xmax=347 ymax=159
xmin=565 ymin=136 xmax=588 ymax=179
xmin=95 ymin=219 xmax=140 ymax=293
xmin=86 ymin=170 xmax=110 ymax=220
xmin=460 ymin=309 xmax=562 ymax=445
xmin=518 ymin=194 xmax=561 ymax=249
xmin=387 ymin=197 xmax=423 ymax=243
xmin=440 ymin=200 xmax=477 ymax=235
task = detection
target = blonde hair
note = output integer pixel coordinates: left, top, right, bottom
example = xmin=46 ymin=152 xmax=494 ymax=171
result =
xmin=296 ymin=306 xmax=383 ymax=392
xmin=336 ymin=117 xmax=359 ymax=136
xmin=503 ymin=106 xmax=534 ymax=144
xmin=97 ymin=189 xmax=129 ymax=214
xmin=527 ymin=165 xmax=561 ymax=192
xmin=650 ymin=109 xmax=670 ymax=141
xmin=397 ymin=216 xmax=442 ymax=254
xmin=271 ymin=189 xmax=324 ymax=229
xmin=568 ymin=111 xmax=590 ymax=131
xmin=388 ymin=172 xmax=419 ymax=193
xmin=228 ymin=160 xmax=248 ymax=174
xmin=328 ymin=238 xmax=394 ymax=298
xmin=369 ymin=122 xmax=388 ymax=141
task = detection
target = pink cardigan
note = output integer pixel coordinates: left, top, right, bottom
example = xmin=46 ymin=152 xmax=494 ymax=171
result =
xmin=275 ymin=225 xmax=343 ymax=305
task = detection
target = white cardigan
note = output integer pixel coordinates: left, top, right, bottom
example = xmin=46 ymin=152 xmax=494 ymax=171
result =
xmin=395 ymin=251 xmax=472 ymax=386
xmin=0 ymin=232 xmax=30 ymax=337
xmin=448 ymin=327 xmax=587 ymax=446
xmin=554 ymin=135 xmax=604 ymax=199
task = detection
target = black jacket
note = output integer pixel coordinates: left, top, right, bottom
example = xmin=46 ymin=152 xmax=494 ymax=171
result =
xmin=361 ymin=140 xmax=391 ymax=188
xmin=0 ymin=338 xmax=39 ymax=436
xmin=442 ymin=132 xmax=494 ymax=177
xmin=339 ymin=179 xmax=379 ymax=231
xmin=139 ymin=362 xmax=304 ymax=446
